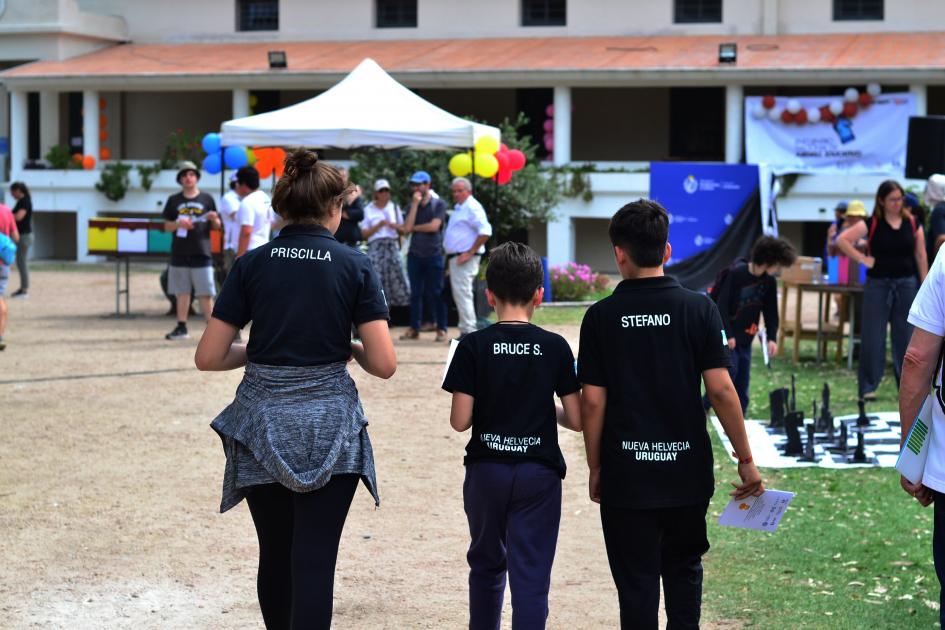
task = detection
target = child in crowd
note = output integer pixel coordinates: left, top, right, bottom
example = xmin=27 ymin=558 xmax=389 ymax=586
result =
xmin=578 ymin=199 xmax=763 ymax=629
xmin=442 ymin=241 xmax=582 ymax=629
xmin=711 ymin=235 xmax=797 ymax=415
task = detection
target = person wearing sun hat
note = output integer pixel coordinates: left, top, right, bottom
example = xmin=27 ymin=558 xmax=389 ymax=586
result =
xmin=360 ymin=178 xmax=410 ymax=308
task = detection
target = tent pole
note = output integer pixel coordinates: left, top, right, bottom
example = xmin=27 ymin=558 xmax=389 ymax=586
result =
xmin=219 ymin=147 xmax=224 ymax=197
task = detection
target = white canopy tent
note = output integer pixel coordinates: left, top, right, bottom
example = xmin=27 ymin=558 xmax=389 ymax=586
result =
xmin=220 ymin=58 xmax=500 ymax=150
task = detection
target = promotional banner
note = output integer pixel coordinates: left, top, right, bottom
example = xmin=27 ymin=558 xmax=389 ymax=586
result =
xmin=745 ymin=92 xmax=916 ymax=175
xmin=650 ymin=162 xmax=760 ymax=265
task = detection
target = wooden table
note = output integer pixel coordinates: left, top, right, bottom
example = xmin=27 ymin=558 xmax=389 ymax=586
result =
xmin=777 ymin=281 xmax=863 ymax=369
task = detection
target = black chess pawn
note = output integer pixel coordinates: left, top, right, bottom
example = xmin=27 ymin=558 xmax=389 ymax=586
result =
xmin=790 ymin=374 xmax=797 ymax=412
xmin=850 ymin=426 xmax=869 ymax=463
xmin=769 ymin=388 xmax=787 ymax=429
xmin=837 ymin=421 xmax=848 ymax=453
xmin=800 ymin=422 xmax=817 ymax=462
xmin=857 ymin=398 xmax=870 ymax=428
xmin=783 ymin=409 xmax=804 ymax=456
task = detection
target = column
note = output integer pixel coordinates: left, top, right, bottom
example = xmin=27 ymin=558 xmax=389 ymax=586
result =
xmin=232 ymin=88 xmax=250 ymax=119
xmin=553 ymin=86 xmax=571 ymax=166
xmin=9 ymin=89 xmax=27 ymax=179
xmin=761 ymin=0 xmax=779 ymax=35
xmin=546 ymin=215 xmax=575 ymax=267
xmin=725 ymin=84 xmax=744 ymax=164
xmin=910 ymin=84 xmax=927 ymax=116
xmin=39 ymin=91 xmax=60 ymax=158
xmin=0 ymin=86 xmax=8 ymax=180
xmin=83 ymin=90 xmax=99 ymax=166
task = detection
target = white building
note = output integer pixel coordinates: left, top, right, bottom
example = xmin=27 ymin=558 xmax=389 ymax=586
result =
xmin=1 ymin=0 xmax=943 ymax=268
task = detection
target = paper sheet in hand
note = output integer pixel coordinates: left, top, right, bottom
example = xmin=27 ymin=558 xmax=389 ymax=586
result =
xmin=759 ymin=328 xmax=769 ymax=367
xmin=442 ymin=339 xmax=460 ymax=386
xmin=896 ymin=396 xmax=934 ymax=485
xmin=718 ymin=489 xmax=795 ymax=532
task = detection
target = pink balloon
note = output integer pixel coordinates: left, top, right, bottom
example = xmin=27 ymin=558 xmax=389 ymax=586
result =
xmin=507 ymin=149 xmax=526 ymax=171
xmin=543 ymin=119 xmax=554 ymax=132
xmin=545 ymin=104 xmax=554 ymax=118
xmin=544 ymin=137 xmax=554 ymax=152
xmin=500 ymin=143 xmax=508 ymax=152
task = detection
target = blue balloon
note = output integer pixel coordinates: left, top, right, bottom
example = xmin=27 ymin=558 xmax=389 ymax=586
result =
xmin=201 ymin=132 xmax=221 ymax=155
xmin=202 ymin=153 xmax=222 ymax=174
xmin=224 ymin=145 xmax=248 ymax=169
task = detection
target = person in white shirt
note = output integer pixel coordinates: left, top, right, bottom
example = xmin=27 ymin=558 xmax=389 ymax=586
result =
xmin=235 ymin=166 xmax=274 ymax=256
xmin=220 ymin=173 xmax=242 ymax=276
xmin=444 ymin=177 xmax=492 ymax=338
xmin=360 ymin=178 xmax=410 ymax=308
xmin=900 ymin=251 xmax=945 ymax=627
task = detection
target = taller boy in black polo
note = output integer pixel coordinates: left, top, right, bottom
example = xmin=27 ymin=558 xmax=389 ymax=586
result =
xmin=578 ymin=199 xmax=764 ymax=630
xmin=443 ymin=242 xmax=581 ymax=630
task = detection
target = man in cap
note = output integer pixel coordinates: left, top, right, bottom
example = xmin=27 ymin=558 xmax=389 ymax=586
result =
xmin=162 ymin=161 xmax=221 ymax=340
xmin=402 ymin=170 xmax=449 ymax=341
xmin=825 ymin=201 xmax=848 ymax=258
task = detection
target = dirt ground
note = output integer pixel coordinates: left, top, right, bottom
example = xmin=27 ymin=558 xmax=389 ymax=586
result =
xmin=0 ymin=266 xmax=743 ymax=629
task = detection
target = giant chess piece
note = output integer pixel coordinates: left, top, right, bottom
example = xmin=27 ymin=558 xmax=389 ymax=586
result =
xmin=857 ymin=398 xmax=870 ymax=428
xmin=790 ymin=374 xmax=797 ymax=412
xmin=818 ymin=383 xmax=835 ymax=438
xmin=783 ymin=408 xmax=804 ymax=456
xmin=837 ymin=421 xmax=848 ymax=453
xmin=769 ymin=388 xmax=788 ymax=429
xmin=850 ymin=426 xmax=869 ymax=463
xmin=799 ymin=422 xmax=817 ymax=462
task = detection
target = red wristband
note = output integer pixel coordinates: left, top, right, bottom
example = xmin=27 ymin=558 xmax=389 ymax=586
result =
xmin=732 ymin=451 xmax=753 ymax=464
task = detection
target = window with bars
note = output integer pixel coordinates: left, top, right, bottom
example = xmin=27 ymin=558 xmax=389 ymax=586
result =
xmin=376 ymin=0 xmax=417 ymax=28
xmin=522 ymin=0 xmax=566 ymax=27
xmin=674 ymin=0 xmax=722 ymax=24
xmin=833 ymin=0 xmax=883 ymax=20
xmin=237 ymin=0 xmax=278 ymax=32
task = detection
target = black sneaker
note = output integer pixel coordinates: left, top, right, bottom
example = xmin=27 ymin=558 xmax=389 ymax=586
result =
xmin=11 ymin=289 xmax=27 ymax=299
xmin=165 ymin=324 xmax=189 ymax=340
xmin=0 ymin=338 xmax=5 ymax=351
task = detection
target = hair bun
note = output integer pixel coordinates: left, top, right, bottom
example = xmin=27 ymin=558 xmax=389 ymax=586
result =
xmin=285 ymin=148 xmax=319 ymax=174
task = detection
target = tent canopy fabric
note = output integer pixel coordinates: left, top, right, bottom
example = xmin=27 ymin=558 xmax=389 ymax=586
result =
xmin=220 ymin=58 xmax=500 ymax=150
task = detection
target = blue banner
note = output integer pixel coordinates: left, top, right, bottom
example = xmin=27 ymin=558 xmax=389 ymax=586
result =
xmin=649 ymin=163 xmax=759 ymax=265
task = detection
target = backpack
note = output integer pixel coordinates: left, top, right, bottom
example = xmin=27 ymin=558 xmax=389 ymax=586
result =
xmin=0 ymin=231 xmax=15 ymax=266
xmin=707 ymin=257 xmax=748 ymax=303
xmin=866 ymin=214 xmax=917 ymax=256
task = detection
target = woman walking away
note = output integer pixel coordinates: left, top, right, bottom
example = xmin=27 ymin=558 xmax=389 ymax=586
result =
xmin=360 ymin=178 xmax=410 ymax=308
xmin=10 ymin=182 xmax=32 ymax=298
xmin=195 ymin=149 xmax=396 ymax=629
xmin=836 ymin=179 xmax=928 ymax=399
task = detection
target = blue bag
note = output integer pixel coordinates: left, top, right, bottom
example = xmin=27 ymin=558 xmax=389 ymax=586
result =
xmin=0 ymin=231 xmax=16 ymax=265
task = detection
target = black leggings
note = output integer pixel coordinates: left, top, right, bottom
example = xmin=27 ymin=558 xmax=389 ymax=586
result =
xmin=245 ymin=475 xmax=359 ymax=630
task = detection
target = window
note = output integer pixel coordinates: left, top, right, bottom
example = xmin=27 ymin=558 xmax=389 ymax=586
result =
xmin=376 ymin=0 xmax=417 ymax=28
xmin=522 ymin=0 xmax=566 ymax=27
xmin=833 ymin=0 xmax=883 ymax=20
xmin=674 ymin=0 xmax=722 ymax=24
xmin=237 ymin=0 xmax=278 ymax=32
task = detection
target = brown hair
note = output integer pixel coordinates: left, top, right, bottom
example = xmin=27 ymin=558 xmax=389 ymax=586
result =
xmin=271 ymin=149 xmax=353 ymax=223
xmin=873 ymin=179 xmax=910 ymax=221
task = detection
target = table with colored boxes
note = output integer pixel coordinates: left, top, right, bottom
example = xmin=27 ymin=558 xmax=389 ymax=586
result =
xmin=88 ymin=217 xmax=222 ymax=316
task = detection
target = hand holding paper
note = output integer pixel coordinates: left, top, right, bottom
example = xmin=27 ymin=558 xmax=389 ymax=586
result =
xmin=719 ymin=489 xmax=795 ymax=532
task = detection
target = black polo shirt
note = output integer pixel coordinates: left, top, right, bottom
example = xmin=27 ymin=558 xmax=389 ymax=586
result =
xmin=577 ymin=276 xmax=731 ymax=509
xmin=162 ymin=191 xmax=217 ymax=268
xmin=442 ymin=322 xmax=580 ymax=478
xmin=212 ymin=223 xmax=389 ymax=366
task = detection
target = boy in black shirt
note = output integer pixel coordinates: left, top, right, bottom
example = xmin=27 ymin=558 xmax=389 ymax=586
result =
xmin=443 ymin=242 xmax=581 ymax=629
xmin=712 ymin=235 xmax=797 ymax=414
xmin=578 ymin=199 xmax=763 ymax=629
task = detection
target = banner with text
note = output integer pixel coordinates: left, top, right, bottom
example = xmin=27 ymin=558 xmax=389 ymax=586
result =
xmin=745 ymin=92 xmax=916 ymax=175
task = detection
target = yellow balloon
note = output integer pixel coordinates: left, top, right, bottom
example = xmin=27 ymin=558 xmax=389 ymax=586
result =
xmin=474 ymin=153 xmax=499 ymax=178
xmin=474 ymin=135 xmax=499 ymax=155
xmin=449 ymin=152 xmax=472 ymax=177
xmin=249 ymin=94 xmax=259 ymax=107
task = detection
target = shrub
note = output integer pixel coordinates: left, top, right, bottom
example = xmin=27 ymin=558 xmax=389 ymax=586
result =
xmin=549 ymin=262 xmax=609 ymax=301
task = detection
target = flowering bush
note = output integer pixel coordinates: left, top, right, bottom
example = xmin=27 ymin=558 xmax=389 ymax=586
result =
xmin=549 ymin=262 xmax=609 ymax=301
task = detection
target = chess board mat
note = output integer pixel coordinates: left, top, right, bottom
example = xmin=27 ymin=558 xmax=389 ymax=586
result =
xmin=710 ymin=411 xmax=901 ymax=469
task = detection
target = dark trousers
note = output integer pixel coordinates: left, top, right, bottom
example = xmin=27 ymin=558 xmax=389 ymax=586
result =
xmin=245 ymin=475 xmax=359 ymax=630
xmin=934 ymin=491 xmax=945 ymax=629
xmin=407 ymin=253 xmax=447 ymax=331
xmin=703 ymin=343 xmax=752 ymax=415
xmin=464 ymin=461 xmax=562 ymax=630
xmin=858 ymin=276 xmax=916 ymax=394
xmin=600 ymin=502 xmax=710 ymax=630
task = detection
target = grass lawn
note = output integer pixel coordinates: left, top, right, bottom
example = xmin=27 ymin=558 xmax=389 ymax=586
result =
xmin=528 ymin=303 xmax=940 ymax=627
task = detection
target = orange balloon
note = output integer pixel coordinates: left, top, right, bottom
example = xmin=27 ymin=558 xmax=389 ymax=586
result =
xmin=99 ymin=147 xmax=111 ymax=160
xmin=99 ymin=97 xmax=107 ymax=110
xmin=71 ymin=152 xmax=83 ymax=165
xmin=99 ymin=115 xmax=107 ymax=127
xmin=255 ymin=147 xmax=272 ymax=172
xmin=82 ymin=155 xmax=96 ymax=170
xmin=257 ymin=162 xmax=274 ymax=178
xmin=99 ymin=129 xmax=108 ymax=142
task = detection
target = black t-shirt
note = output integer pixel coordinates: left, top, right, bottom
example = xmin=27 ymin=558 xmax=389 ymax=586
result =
xmin=407 ymin=197 xmax=447 ymax=257
xmin=162 ymin=191 xmax=218 ymax=267
xmin=867 ymin=215 xmax=918 ymax=279
xmin=927 ymin=204 xmax=945 ymax=265
xmin=336 ymin=196 xmax=365 ymax=246
xmin=716 ymin=263 xmax=779 ymax=346
xmin=13 ymin=196 xmax=32 ymax=235
xmin=577 ymin=276 xmax=731 ymax=509
xmin=212 ymin=223 xmax=389 ymax=366
xmin=442 ymin=323 xmax=580 ymax=478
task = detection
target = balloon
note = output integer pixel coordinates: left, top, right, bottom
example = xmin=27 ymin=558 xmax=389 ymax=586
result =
xmin=257 ymin=161 xmax=274 ymax=179
xmin=500 ymin=143 xmax=508 ymax=152
xmin=786 ymin=99 xmax=801 ymax=114
xmin=761 ymin=95 xmax=776 ymax=109
xmin=806 ymin=107 xmax=821 ymax=124
xmin=543 ymin=119 xmax=554 ymax=132
xmin=474 ymin=135 xmax=499 ymax=155
xmin=249 ymin=94 xmax=259 ymax=107
xmin=72 ymin=152 xmax=83 ymax=165
xmin=99 ymin=97 xmax=107 ymax=110
xmin=272 ymin=148 xmax=286 ymax=170
xmin=820 ymin=105 xmax=835 ymax=123
xmin=843 ymin=87 xmax=859 ymax=103
xmin=767 ymin=107 xmax=782 ymax=122
xmin=507 ymin=149 xmax=526 ymax=171
xmin=473 ymin=153 xmax=499 ymax=178
xmin=449 ymin=152 xmax=472 ymax=177
xmin=99 ymin=115 xmax=108 ymax=127
xmin=544 ymin=136 xmax=554 ymax=152
xmin=751 ymin=103 xmax=766 ymax=119
xmin=99 ymin=129 xmax=108 ymax=142
xmin=842 ymin=101 xmax=858 ymax=118
xmin=867 ymin=82 xmax=881 ymax=97
xmin=224 ymin=145 xmax=248 ymax=169
xmin=794 ymin=109 xmax=808 ymax=125
xmin=780 ymin=110 xmax=794 ymax=123
xmin=99 ymin=147 xmax=111 ymax=160
xmin=201 ymin=132 xmax=221 ymax=155
xmin=858 ymin=92 xmax=873 ymax=107
xmin=202 ymin=152 xmax=222 ymax=174
xmin=246 ymin=148 xmax=256 ymax=166
xmin=497 ymin=165 xmax=513 ymax=185
xmin=82 ymin=155 xmax=95 ymax=170
xmin=545 ymin=104 xmax=554 ymax=118
xmin=829 ymin=100 xmax=843 ymax=116
xmin=254 ymin=147 xmax=271 ymax=173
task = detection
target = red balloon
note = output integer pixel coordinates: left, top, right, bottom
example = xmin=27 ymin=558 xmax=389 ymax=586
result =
xmin=497 ymin=166 xmax=513 ymax=185
xmin=842 ymin=102 xmax=858 ymax=118
xmin=762 ymin=95 xmax=776 ymax=109
xmin=500 ymin=143 xmax=508 ymax=152
xmin=507 ymin=149 xmax=526 ymax=171
xmin=494 ymin=151 xmax=510 ymax=173
xmin=780 ymin=110 xmax=795 ymax=123
xmin=794 ymin=109 xmax=808 ymax=125
xmin=819 ymin=105 xmax=835 ymax=123
xmin=543 ymin=119 xmax=554 ymax=132
xmin=858 ymin=92 xmax=873 ymax=108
